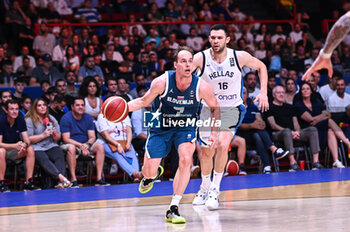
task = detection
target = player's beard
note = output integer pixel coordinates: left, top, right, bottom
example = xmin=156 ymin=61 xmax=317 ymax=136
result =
xmin=212 ymin=43 xmax=225 ymax=54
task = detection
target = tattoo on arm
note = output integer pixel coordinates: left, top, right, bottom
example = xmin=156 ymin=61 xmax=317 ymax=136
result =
xmin=324 ymin=13 xmax=350 ymax=54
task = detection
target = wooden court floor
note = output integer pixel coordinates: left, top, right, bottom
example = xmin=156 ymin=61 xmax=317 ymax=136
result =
xmin=1 ymin=168 xmax=350 ymax=232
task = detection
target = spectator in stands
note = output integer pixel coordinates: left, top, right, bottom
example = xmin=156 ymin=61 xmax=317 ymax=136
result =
xmin=55 ymin=79 xmax=67 ymax=95
xmin=267 ymin=74 xmax=276 ymax=103
xmin=132 ymin=51 xmax=154 ymax=80
xmin=0 ymin=99 xmax=41 ymax=192
xmin=304 ymin=48 xmax=320 ymax=66
xmin=19 ymin=95 xmax=31 ymax=116
xmin=119 ymin=28 xmax=129 ymax=47
xmin=244 ymin=72 xmax=260 ymax=104
xmin=285 ymin=78 xmax=297 ymax=105
xmin=118 ymin=52 xmax=134 ymax=82
xmin=254 ymin=41 xmax=267 ymax=60
xmin=91 ymin=34 xmax=104 ymax=56
xmin=319 ymin=73 xmax=339 ymax=102
xmin=74 ymin=0 xmax=100 ymax=23
xmin=102 ymin=78 xmax=118 ymax=101
xmin=289 ymin=23 xmax=303 ymax=44
xmin=40 ymin=2 xmax=61 ymax=24
xmin=101 ymin=44 xmax=124 ymax=63
xmin=266 ymin=85 xmax=324 ymax=171
xmin=145 ymin=3 xmax=162 ymax=22
xmin=127 ymin=14 xmax=146 ymax=38
xmin=96 ymin=111 xmax=142 ymax=182
xmin=77 ymin=55 xmax=104 ymax=83
xmin=117 ymin=77 xmax=133 ymax=102
xmin=60 ymin=97 xmax=108 ymax=187
xmin=199 ymin=2 xmax=213 ymax=20
xmin=25 ymin=98 xmax=71 ymax=189
xmin=238 ymin=87 xmax=288 ymax=174
xmin=186 ymin=27 xmax=204 ymax=53
xmin=62 ymin=45 xmax=80 ymax=75
xmin=255 ymin=24 xmax=269 ymax=43
xmin=0 ymin=47 xmax=9 ymax=69
xmin=269 ymin=44 xmax=282 ymax=71
xmin=292 ymin=45 xmax=307 ymax=74
xmin=52 ymin=36 xmax=68 ymax=71
xmin=12 ymin=77 xmax=26 ymax=103
xmin=211 ymin=0 xmax=231 ymax=21
xmin=271 ymin=25 xmax=286 ymax=44
xmin=168 ymin=33 xmax=180 ymax=50
xmin=33 ymin=23 xmax=56 ymax=57
xmin=294 ymin=82 xmax=350 ymax=168
xmin=327 ymin=78 xmax=350 ymax=113
xmin=131 ymin=86 xmax=148 ymax=156
xmin=13 ymin=46 xmax=36 ymax=72
xmin=129 ymin=74 xmax=146 ymax=99
xmin=144 ymin=28 xmax=161 ymax=49
xmin=0 ymin=90 xmax=13 ymax=115
xmin=16 ymin=56 xmax=33 ymax=77
xmin=0 ymin=60 xmax=17 ymax=87
xmin=5 ymin=1 xmax=27 ymax=53
xmin=296 ymin=32 xmax=313 ymax=55
xmin=64 ymin=71 xmax=79 ymax=98
xmin=100 ymin=49 xmax=120 ymax=78
xmin=52 ymin=0 xmax=73 ymax=16
xmin=49 ymin=94 xmax=66 ymax=123
xmin=31 ymin=54 xmax=62 ymax=85
xmin=79 ymin=76 xmax=102 ymax=119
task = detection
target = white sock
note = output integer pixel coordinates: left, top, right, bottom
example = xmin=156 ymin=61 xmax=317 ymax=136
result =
xmin=170 ymin=194 xmax=182 ymax=207
xmin=212 ymin=171 xmax=223 ymax=189
xmin=201 ymin=173 xmax=211 ymax=190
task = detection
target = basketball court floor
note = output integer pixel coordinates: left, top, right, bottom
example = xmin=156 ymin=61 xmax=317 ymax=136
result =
xmin=1 ymin=168 xmax=350 ymax=232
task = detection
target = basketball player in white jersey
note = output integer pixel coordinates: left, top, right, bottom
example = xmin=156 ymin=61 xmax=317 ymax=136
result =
xmin=192 ymin=24 xmax=269 ymax=210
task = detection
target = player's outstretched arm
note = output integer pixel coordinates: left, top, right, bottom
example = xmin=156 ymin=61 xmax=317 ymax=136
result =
xmin=128 ymin=75 xmax=166 ymax=112
xmin=236 ymin=51 xmax=269 ymax=112
xmin=199 ymin=80 xmax=220 ymax=149
xmin=302 ymin=11 xmax=350 ymax=81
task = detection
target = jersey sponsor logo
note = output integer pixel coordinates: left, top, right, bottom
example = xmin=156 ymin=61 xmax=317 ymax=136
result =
xmin=217 ymin=93 xmax=238 ymax=101
xmin=190 ymin=90 xmax=195 ymax=98
xmin=167 ymin=96 xmax=194 ymax=105
xmin=143 ymin=111 xmax=221 ymax=128
xmin=169 ymin=88 xmax=174 ymax=93
xmin=208 ymin=71 xmax=234 ymax=80
xmin=229 ymin=58 xmax=235 ymax=67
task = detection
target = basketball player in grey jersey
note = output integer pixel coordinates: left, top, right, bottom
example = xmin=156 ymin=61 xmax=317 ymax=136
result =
xmin=192 ymin=24 xmax=269 ymax=210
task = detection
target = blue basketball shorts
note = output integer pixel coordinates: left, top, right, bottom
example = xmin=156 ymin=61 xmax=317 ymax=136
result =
xmin=145 ymin=128 xmax=196 ymax=158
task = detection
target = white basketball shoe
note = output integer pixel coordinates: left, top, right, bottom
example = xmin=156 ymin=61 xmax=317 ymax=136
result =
xmin=192 ymin=186 xmax=209 ymax=205
xmin=205 ymin=186 xmax=220 ymax=210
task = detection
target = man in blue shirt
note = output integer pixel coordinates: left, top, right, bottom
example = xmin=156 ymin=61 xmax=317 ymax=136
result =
xmin=77 ymin=55 xmax=104 ymax=83
xmin=60 ymin=97 xmax=108 ymax=187
xmin=0 ymin=100 xmax=40 ymax=192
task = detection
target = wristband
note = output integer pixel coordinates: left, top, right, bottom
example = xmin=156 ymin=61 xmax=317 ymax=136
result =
xmin=319 ymin=49 xmax=332 ymax=59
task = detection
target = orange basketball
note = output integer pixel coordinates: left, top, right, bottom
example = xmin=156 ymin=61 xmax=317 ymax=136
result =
xmin=225 ymin=160 xmax=239 ymax=176
xmin=102 ymin=96 xmax=129 ymax=123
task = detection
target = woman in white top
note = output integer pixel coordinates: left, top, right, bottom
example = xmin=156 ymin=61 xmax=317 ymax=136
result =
xmin=96 ymin=112 xmax=142 ymax=182
xmin=63 ymin=45 xmax=80 ymax=75
xmin=79 ymin=76 xmax=102 ymax=119
xmin=254 ymin=41 xmax=267 ymax=60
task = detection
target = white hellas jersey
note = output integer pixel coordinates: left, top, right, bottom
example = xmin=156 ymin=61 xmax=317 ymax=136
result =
xmin=197 ymin=48 xmax=243 ymax=107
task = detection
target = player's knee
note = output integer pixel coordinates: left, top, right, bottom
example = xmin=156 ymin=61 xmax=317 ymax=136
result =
xmin=178 ymin=155 xmax=192 ymax=168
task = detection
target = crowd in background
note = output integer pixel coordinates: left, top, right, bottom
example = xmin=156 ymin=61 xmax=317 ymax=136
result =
xmin=0 ymin=0 xmax=349 ymax=192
